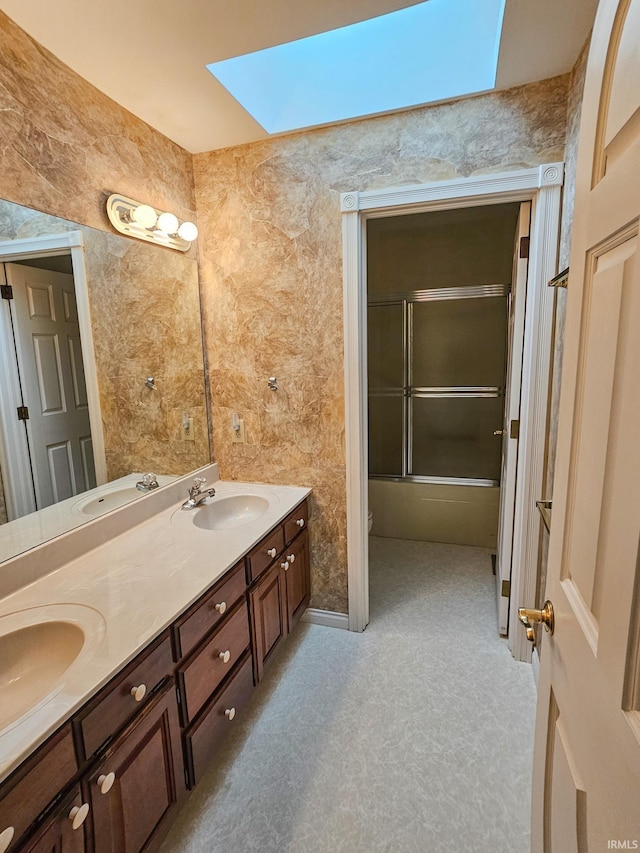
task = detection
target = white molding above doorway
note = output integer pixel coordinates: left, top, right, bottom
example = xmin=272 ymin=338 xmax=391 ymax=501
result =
xmin=0 ymin=231 xmax=107 ymax=520
xmin=341 ymin=163 xmax=564 ymax=662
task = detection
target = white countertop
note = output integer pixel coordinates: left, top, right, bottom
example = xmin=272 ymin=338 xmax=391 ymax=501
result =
xmin=0 ymin=469 xmax=310 ymax=783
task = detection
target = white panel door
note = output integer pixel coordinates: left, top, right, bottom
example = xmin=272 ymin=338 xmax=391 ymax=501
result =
xmin=531 ymin=0 xmax=640 ymax=848
xmin=5 ymin=263 xmax=96 ymax=509
xmin=496 ymin=201 xmax=530 ymax=635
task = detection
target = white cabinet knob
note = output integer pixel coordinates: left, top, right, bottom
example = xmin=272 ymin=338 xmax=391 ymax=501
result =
xmin=281 ymin=561 xmax=289 ymax=571
xmin=69 ymin=803 xmax=90 ymax=830
xmin=267 ymin=548 xmax=277 ymax=558
xmin=296 ymin=518 xmax=305 ymax=527
xmin=218 ymin=650 xmax=231 ymax=664
xmin=286 ymin=554 xmax=296 ymax=563
xmin=224 ymin=707 xmax=236 ymax=721
xmin=97 ymin=772 xmax=116 ymax=794
xmin=214 ymin=601 xmax=227 ymax=615
xmin=130 ymin=684 xmax=146 ymax=702
xmin=0 ymin=827 xmax=15 ymax=853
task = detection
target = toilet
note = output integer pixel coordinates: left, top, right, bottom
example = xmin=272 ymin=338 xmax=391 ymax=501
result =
xmin=368 ymin=509 xmax=373 ymax=533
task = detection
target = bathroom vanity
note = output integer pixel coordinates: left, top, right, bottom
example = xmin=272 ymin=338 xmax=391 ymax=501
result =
xmin=0 ymin=466 xmax=310 ymax=852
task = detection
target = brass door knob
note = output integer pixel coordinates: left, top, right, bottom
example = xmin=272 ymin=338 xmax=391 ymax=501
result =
xmin=493 ymin=429 xmax=504 ymax=436
xmin=517 ymin=600 xmax=554 ymax=643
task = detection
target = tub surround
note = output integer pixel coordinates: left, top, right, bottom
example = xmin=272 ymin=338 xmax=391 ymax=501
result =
xmin=0 ymin=463 xmax=310 ymax=782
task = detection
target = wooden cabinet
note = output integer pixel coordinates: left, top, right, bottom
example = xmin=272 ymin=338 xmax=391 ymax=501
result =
xmin=283 ymin=528 xmax=310 ymax=632
xmin=249 ymin=560 xmax=288 ymax=683
xmin=75 ymin=634 xmax=173 ymax=762
xmin=88 ymin=684 xmax=185 ymax=853
xmin=185 ymin=653 xmax=254 ymax=786
xmin=0 ymin=725 xmax=78 ymax=852
xmin=0 ymin=495 xmax=311 ymax=852
xmin=19 ymin=787 xmax=88 ymax=853
xmin=248 ymin=502 xmax=310 ymax=682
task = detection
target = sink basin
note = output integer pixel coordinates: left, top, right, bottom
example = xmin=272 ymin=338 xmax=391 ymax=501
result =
xmin=191 ymin=494 xmax=269 ymax=530
xmin=0 ymin=604 xmax=106 ymax=732
xmin=71 ymin=485 xmax=142 ymax=517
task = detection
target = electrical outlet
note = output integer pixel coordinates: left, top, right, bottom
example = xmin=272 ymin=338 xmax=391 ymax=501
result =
xmin=181 ymin=415 xmax=195 ymax=441
xmin=231 ymin=418 xmax=245 ymax=443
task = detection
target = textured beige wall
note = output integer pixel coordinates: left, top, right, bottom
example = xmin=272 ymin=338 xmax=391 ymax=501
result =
xmin=194 ymin=75 xmax=569 ymax=613
xmin=0 ymin=9 xmax=195 ymax=232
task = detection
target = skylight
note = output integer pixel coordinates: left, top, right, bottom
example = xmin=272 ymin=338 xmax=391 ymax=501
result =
xmin=206 ymin=0 xmax=506 ymax=135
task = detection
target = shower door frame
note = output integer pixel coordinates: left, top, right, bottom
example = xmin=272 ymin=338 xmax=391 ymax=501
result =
xmin=341 ymin=163 xmax=564 ymax=662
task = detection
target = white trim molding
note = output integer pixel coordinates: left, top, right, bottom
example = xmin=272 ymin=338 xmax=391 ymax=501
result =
xmin=341 ymin=164 xmax=564 ymax=656
xmin=301 ymin=608 xmax=350 ymax=630
xmin=0 ymin=231 xmax=107 ymax=520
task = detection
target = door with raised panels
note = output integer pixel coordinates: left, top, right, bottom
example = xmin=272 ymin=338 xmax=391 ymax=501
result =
xmin=530 ymin=0 xmax=640 ymax=848
xmin=5 ymin=262 xmax=96 ymax=509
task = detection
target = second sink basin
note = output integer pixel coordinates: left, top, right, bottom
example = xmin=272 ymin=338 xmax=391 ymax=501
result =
xmin=192 ymin=494 xmax=269 ymax=530
xmin=0 ymin=604 xmax=106 ymax=732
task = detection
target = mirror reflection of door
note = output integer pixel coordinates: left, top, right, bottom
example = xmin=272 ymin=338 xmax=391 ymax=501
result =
xmin=1 ymin=258 xmax=96 ymax=517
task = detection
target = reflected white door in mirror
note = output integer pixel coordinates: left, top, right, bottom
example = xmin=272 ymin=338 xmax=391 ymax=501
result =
xmin=0 ymin=232 xmax=106 ymax=524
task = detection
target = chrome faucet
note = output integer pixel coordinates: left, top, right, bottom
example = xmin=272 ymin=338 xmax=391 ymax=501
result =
xmin=136 ymin=472 xmax=159 ymax=492
xmin=181 ymin=477 xmax=216 ymax=510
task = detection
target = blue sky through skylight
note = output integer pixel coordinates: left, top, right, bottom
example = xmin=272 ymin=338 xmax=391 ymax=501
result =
xmin=207 ymin=0 xmax=506 ymax=135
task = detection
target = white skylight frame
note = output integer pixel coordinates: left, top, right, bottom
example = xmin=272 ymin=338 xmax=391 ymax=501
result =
xmin=207 ymin=0 xmax=506 ymax=135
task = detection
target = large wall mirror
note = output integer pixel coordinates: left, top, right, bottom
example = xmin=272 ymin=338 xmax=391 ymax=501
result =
xmin=0 ymin=198 xmax=210 ymax=563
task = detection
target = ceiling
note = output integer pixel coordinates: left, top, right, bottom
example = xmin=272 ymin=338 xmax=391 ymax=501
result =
xmin=0 ymin=0 xmax=599 ymax=154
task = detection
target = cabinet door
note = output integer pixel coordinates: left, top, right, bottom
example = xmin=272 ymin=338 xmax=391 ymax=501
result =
xmin=20 ymin=787 xmax=88 ymax=853
xmin=249 ymin=560 xmax=286 ymax=682
xmin=283 ymin=529 xmax=310 ymax=632
xmin=89 ymin=683 xmax=185 ymax=853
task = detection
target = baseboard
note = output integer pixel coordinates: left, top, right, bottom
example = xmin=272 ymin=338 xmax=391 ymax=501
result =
xmin=301 ymin=608 xmax=349 ymax=630
xmin=531 ymin=646 xmax=540 ymax=687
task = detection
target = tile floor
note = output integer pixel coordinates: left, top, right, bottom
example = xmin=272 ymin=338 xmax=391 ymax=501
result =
xmin=161 ymin=537 xmax=536 ymax=853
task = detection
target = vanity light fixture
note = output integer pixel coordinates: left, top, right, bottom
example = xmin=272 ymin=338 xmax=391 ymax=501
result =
xmin=106 ymin=193 xmax=198 ymax=252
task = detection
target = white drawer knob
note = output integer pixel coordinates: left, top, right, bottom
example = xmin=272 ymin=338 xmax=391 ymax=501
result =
xmin=224 ymin=707 xmax=236 ymax=721
xmin=267 ymin=547 xmax=277 ymax=558
xmin=97 ymin=772 xmax=116 ymax=794
xmin=69 ymin=803 xmax=90 ymax=830
xmin=286 ymin=554 xmax=296 ymax=563
xmin=281 ymin=561 xmax=289 ymax=571
xmin=214 ymin=601 xmax=227 ymax=615
xmin=218 ymin=650 xmax=231 ymax=664
xmin=0 ymin=827 xmax=15 ymax=853
xmin=296 ymin=518 xmax=305 ymax=527
xmin=130 ymin=684 xmax=147 ymax=702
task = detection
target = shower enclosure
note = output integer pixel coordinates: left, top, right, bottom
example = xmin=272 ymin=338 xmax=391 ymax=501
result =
xmin=367 ymin=203 xmax=521 ymax=545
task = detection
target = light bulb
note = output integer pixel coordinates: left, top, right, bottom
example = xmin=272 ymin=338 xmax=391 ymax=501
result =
xmin=157 ymin=212 xmax=179 ymax=234
xmin=178 ymin=221 xmax=198 ymax=242
xmin=130 ymin=204 xmax=157 ymax=229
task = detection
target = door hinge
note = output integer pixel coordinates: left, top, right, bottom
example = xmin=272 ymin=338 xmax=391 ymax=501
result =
xmin=17 ymin=406 xmax=29 ymax=421
xmin=1 ymin=284 xmax=13 ymax=300
xmin=510 ymin=419 xmax=520 ymax=440
xmin=501 ymin=580 xmax=511 ymax=598
xmin=519 ymin=236 xmax=530 ymax=259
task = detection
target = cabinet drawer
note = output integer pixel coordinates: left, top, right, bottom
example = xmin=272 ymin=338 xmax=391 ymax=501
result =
xmin=0 ymin=725 xmax=77 ymax=852
xmin=185 ymin=653 xmax=254 ymax=787
xmin=19 ymin=786 xmax=87 ymax=853
xmin=283 ymin=501 xmax=308 ymax=545
xmin=173 ymin=561 xmax=246 ymax=660
xmin=75 ymin=632 xmax=173 ymax=760
xmin=246 ymin=527 xmax=284 ymax=583
xmin=178 ymin=602 xmax=250 ymax=724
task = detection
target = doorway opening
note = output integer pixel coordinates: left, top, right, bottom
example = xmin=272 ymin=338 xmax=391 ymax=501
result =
xmin=0 ymin=232 xmax=106 ymax=523
xmin=341 ymin=164 xmax=564 ymax=661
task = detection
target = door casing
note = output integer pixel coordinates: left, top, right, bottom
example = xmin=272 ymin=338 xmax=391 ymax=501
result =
xmin=341 ymin=164 xmax=564 ymax=661
xmin=0 ymin=231 xmax=106 ymax=521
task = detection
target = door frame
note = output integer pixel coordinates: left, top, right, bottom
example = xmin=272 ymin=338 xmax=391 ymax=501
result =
xmin=341 ymin=163 xmax=564 ymax=660
xmin=0 ymin=231 xmax=107 ymax=520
